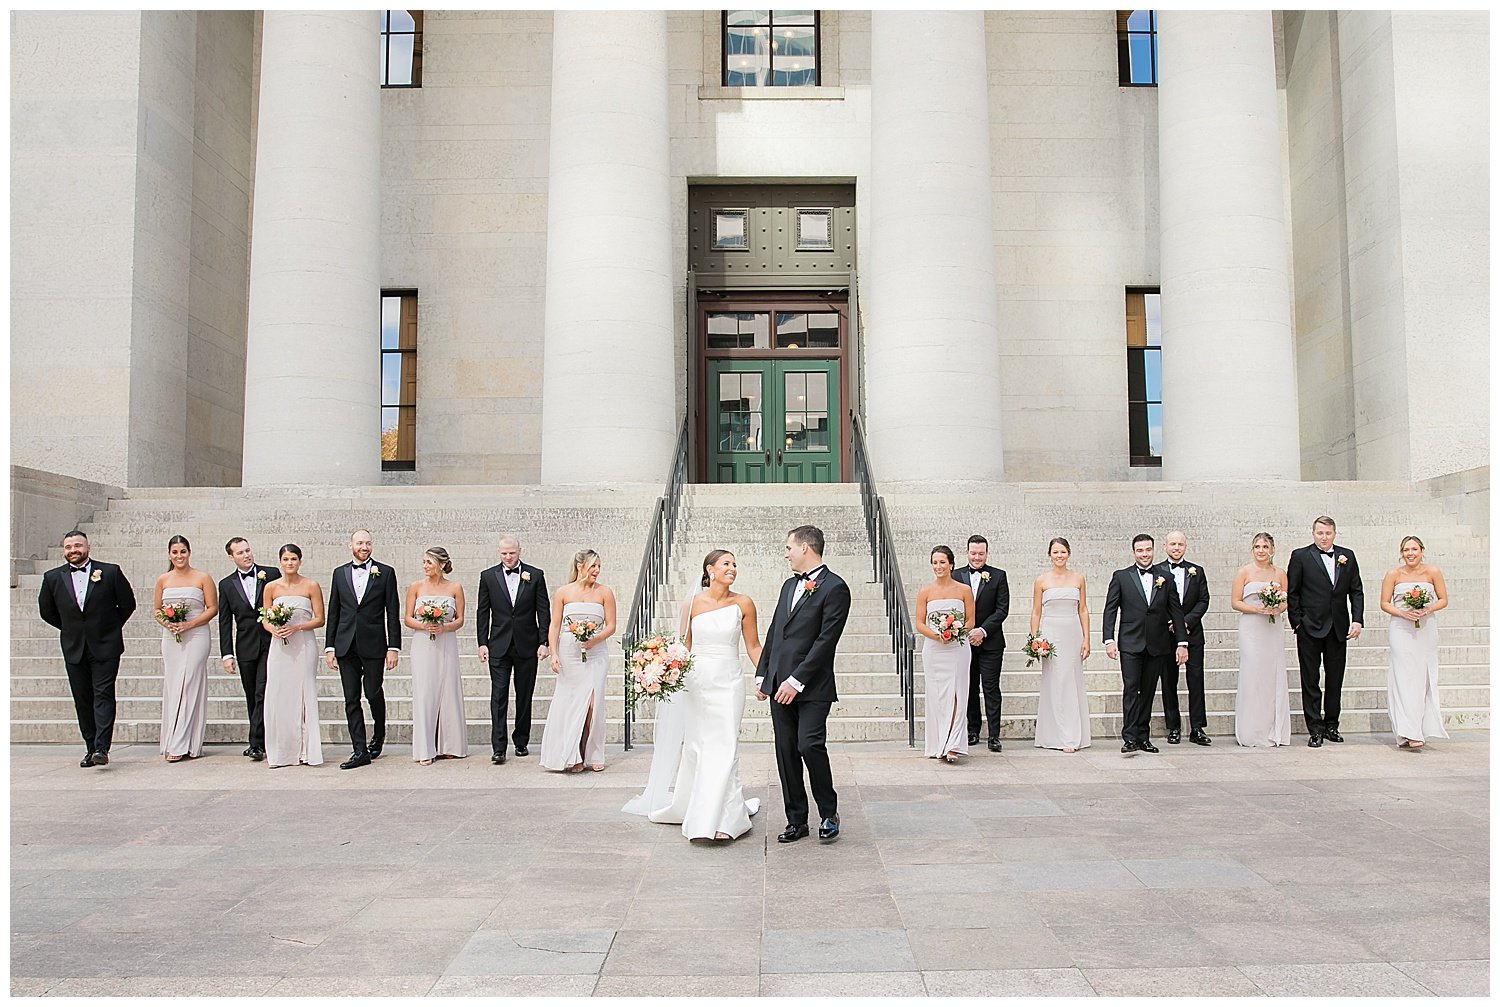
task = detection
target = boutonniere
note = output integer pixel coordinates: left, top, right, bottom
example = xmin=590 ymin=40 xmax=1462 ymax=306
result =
xmin=979 ymin=571 xmax=991 ymax=583
xmin=1188 ymin=567 xmax=1198 ymax=577
xmin=1337 ymin=555 xmax=1348 ymax=566
xmin=1154 ymin=576 xmax=1166 ymax=588
xmin=521 ymin=571 xmax=531 ymax=583
xmin=256 ymin=569 xmax=266 ymax=581
xmin=803 ymin=579 xmax=818 ymax=596
xmin=370 ymin=566 xmax=381 ymax=577
xmin=90 ymin=569 xmax=102 ymax=583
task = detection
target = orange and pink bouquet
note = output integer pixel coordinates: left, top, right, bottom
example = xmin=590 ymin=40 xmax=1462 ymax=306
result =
xmin=565 ymin=615 xmax=602 ymax=662
xmin=625 ymin=633 xmax=692 ymax=711
xmin=414 ymin=599 xmax=454 ymax=640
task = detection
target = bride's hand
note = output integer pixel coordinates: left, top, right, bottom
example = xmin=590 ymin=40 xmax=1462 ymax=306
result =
xmin=549 ymin=654 xmax=562 ymax=674
xmin=1080 ymin=642 xmax=1090 ymax=660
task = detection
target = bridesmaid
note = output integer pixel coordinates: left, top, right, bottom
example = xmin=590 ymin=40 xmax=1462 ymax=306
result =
xmin=915 ymin=545 xmax=974 ymax=763
xmin=540 ymin=549 xmax=617 ymax=773
xmin=153 ymin=535 xmax=218 ymax=762
xmin=1031 ymin=537 xmax=1091 ymax=752
xmin=403 ymin=547 xmax=468 ymax=765
xmin=1379 ymin=535 xmax=1450 ymax=749
xmin=1230 ymin=532 xmax=1292 ymax=747
xmin=261 ymin=544 xmax=326 ymax=768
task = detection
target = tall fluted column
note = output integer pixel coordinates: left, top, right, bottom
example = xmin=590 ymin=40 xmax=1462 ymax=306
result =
xmin=242 ymin=11 xmax=381 ymax=485
xmin=540 ymin=11 xmax=675 ymax=485
xmin=866 ymin=10 xmax=1005 ymax=482
xmin=1158 ymin=11 xmax=1299 ymax=479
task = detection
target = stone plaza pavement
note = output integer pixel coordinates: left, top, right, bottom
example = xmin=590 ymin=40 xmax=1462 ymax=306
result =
xmin=9 ymin=735 xmax=1489 ymax=997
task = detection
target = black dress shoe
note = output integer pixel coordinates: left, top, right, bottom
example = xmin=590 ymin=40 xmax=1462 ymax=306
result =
xmin=249 ymin=748 xmax=265 ymax=762
xmin=242 ymin=747 xmax=254 ymax=758
xmin=91 ymin=751 xmax=109 ymax=766
xmin=515 ymin=746 xmax=529 ymax=758
xmin=339 ymin=752 xmax=372 ymax=770
xmin=1307 ymin=734 xmax=1323 ymax=748
xmin=1121 ymin=741 xmax=1140 ymax=755
xmin=818 ymin=816 xmax=840 ymax=843
xmin=968 ymin=732 xmax=980 ymax=746
xmin=1139 ymin=741 xmax=1160 ymax=754
xmin=367 ymin=742 xmax=383 ymax=760
xmin=776 ymin=824 xmax=810 ymax=843
xmin=1189 ymin=729 xmax=1212 ymax=746
xmin=988 ymin=739 xmax=1002 ymax=753
xmin=1167 ymin=730 xmax=1181 ymax=744
xmin=491 ymin=752 xmax=506 ymax=765
xmin=79 ymin=753 xmax=95 ymax=768
xmin=1323 ymin=729 xmax=1344 ymax=743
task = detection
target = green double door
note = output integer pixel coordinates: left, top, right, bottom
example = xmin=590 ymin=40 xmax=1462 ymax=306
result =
xmin=709 ymin=360 xmax=840 ymax=483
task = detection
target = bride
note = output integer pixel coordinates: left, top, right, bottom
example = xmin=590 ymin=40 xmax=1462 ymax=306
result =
xmin=645 ymin=550 xmax=763 ymax=841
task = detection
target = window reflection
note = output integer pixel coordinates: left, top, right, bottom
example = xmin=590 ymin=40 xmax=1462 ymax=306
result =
xmin=713 ymin=209 xmax=749 ymax=250
xmin=381 ymin=10 xmax=422 ymax=88
xmin=1117 ymin=10 xmax=1157 ymax=86
xmin=723 ymin=11 xmax=820 ymax=87
xmin=775 ymin=311 xmax=838 ymax=348
xmin=708 ymin=312 xmax=770 ymax=349
xmin=718 ymin=372 xmax=764 ymax=451
xmin=783 ymin=371 xmax=829 ymax=452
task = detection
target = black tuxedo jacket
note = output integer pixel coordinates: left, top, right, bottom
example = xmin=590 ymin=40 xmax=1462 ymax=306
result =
xmin=324 ymin=560 xmax=401 ymax=659
xmin=1156 ymin=559 xmax=1210 ymax=645
xmin=38 ymin=560 xmax=137 ymax=664
xmin=217 ymin=565 xmax=282 ymax=663
xmin=957 ymin=564 xmax=1010 ymax=652
xmin=475 ymin=562 xmax=550 ymax=655
xmin=1102 ymin=564 xmax=1185 ymax=658
xmin=1287 ymin=544 xmax=1364 ymax=638
xmin=754 ymin=567 xmax=851 ymax=704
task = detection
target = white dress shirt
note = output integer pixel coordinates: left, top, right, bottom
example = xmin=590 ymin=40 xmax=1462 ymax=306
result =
xmin=352 ymin=562 xmax=371 ymax=603
xmin=1320 ymin=549 xmax=1337 ymax=583
xmin=69 ymin=562 xmax=90 ymax=609
xmin=503 ymin=565 xmax=521 ymax=603
xmin=238 ymin=566 xmax=258 ymax=605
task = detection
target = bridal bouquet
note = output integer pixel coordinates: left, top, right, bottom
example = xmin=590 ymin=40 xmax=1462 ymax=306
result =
xmin=1398 ymin=585 xmax=1433 ymax=628
xmin=414 ymin=599 xmax=454 ymax=640
xmin=1023 ymin=633 xmax=1054 ymax=667
xmin=625 ymin=633 xmax=692 ymax=711
xmin=157 ymin=601 xmax=191 ymax=643
xmin=564 ymin=615 xmax=602 ymax=662
xmin=927 ymin=610 xmax=968 ymax=644
xmin=1256 ymin=583 xmax=1286 ymax=623
xmin=258 ymin=601 xmax=296 ymax=645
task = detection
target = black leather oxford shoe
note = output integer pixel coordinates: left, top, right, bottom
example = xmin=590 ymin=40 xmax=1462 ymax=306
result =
xmin=818 ymin=816 xmax=840 ymax=843
xmin=491 ymin=752 xmax=507 ymax=765
xmin=1189 ymin=729 xmax=1211 ymax=746
xmin=1323 ymin=729 xmax=1344 ymax=743
xmin=339 ymin=751 xmax=372 ymax=770
xmin=1166 ymin=730 xmax=1181 ymax=744
xmin=777 ymin=824 xmax=810 ymax=844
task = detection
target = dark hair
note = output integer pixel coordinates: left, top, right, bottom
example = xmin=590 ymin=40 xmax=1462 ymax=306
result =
xmin=1313 ymin=515 xmax=1337 ymax=530
xmin=279 ymin=543 xmax=303 ymax=560
xmin=701 ymin=549 xmax=733 ymax=588
xmin=1131 ymin=533 xmax=1154 ymax=548
xmin=788 ymin=525 xmax=824 ymax=556
xmin=61 ymin=529 xmax=87 ymax=544
xmin=167 ymin=534 xmax=191 ymax=571
xmin=1400 ymin=535 xmax=1425 ymax=553
xmin=1252 ymin=532 xmax=1275 ymax=549
xmin=966 ymin=534 xmax=988 ymax=548
xmin=225 ymin=536 xmax=248 ymax=555
xmin=931 ymin=545 xmax=955 ymax=566
xmin=424 ymin=547 xmax=453 ymax=575
xmin=1048 ymin=537 xmax=1071 ymax=555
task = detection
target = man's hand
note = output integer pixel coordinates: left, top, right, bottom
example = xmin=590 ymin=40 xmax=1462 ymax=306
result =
xmin=222 ymin=656 xmax=236 ymax=675
xmin=385 ymin=650 xmax=399 ymax=671
xmin=537 ymin=645 xmax=549 ymax=660
xmin=323 ymin=652 xmax=338 ymax=672
xmin=1347 ymin=621 xmax=1363 ymax=641
xmin=478 ymin=645 xmax=489 ymax=662
xmin=1105 ymin=642 xmax=1119 ymax=661
xmin=968 ymin=628 xmax=986 ymax=647
xmin=1175 ymin=645 xmax=1188 ymax=665
xmin=774 ymin=682 xmax=798 ymax=704
xmin=755 ymin=687 xmax=768 ymax=702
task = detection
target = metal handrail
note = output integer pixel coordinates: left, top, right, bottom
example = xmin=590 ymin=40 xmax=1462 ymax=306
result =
xmin=849 ymin=413 xmax=917 ymax=747
xmin=622 ymin=416 xmax=690 ymax=750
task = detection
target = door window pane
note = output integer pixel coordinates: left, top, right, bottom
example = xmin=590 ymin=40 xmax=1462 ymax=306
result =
xmin=718 ymin=372 xmax=763 ymax=451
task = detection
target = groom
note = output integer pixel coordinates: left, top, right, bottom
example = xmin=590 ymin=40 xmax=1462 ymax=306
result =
xmin=1102 ymin=533 xmax=1188 ymax=755
xmin=756 ymin=525 xmax=851 ymax=844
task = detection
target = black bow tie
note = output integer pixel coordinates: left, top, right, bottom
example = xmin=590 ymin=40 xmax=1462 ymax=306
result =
xmin=240 ymin=570 xmax=256 ymax=579
xmin=1170 ymin=562 xmax=1184 ymax=569
xmin=354 ymin=562 xmax=370 ymax=571
xmin=70 ymin=565 xmax=88 ymax=574
xmin=505 ymin=566 xmax=520 ymax=576
xmin=1319 ymin=550 xmax=1335 ymax=558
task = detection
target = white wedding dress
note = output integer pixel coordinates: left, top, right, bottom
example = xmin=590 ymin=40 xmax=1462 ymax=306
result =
xmin=647 ymin=603 xmax=760 ymax=839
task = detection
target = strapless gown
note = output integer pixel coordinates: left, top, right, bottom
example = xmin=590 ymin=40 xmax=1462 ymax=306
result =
xmin=410 ymin=594 xmax=468 ymax=762
xmin=921 ymin=598 xmax=970 ymax=757
xmin=1234 ymin=581 xmax=1292 ymax=747
xmin=1033 ymin=587 xmax=1091 ymax=750
xmin=1386 ymin=581 xmax=1448 ymax=743
xmin=160 ymin=586 xmax=209 ymax=758
xmin=649 ymin=603 xmax=759 ymax=839
xmin=540 ymin=601 xmax=608 ymax=770
xmin=264 ymin=595 xmax=324 ymax=768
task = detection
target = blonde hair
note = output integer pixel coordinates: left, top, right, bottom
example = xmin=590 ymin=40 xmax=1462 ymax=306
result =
xmin=568 ymin=549 xmax=601 ymax=584
xmin=424 ymin=547 xmax=453 ymax=575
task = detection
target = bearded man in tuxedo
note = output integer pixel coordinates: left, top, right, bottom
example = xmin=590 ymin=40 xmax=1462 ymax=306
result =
xmin=1102 ymin=533 xmax=1188 ymax=755
xmin=324 ymin=528 xmax=402 ymax=769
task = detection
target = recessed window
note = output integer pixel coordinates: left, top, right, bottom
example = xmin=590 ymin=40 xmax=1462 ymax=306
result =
xmin=707 ymin=312 xmax=771 ymax=349
xmin=1125 ymin=289 xmax=1162 ymax=466
xmin=712 ymin=209 xmax=750 ymax=250
xmin=1117 ymin=10 xmax=1158 ymax=86
xmin=774 ymin=311 xmax=839 ymax=349
xmin=723 ymin=11 xmax=820 ymax=87
xmin=381 ymin=10 xmax=423 ymax=87
xmin=381 ymin=291 xmax=417 ymax=470
xmin=795 ymin=208 xmax=833 ymax=250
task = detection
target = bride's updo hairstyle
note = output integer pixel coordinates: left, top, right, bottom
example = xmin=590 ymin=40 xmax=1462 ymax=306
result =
xmin=931 ymin=545 xmax=955 ymax=565
xmin=701 ymin=549 xmax=733 ymax=588
xmin=424 ymin=547 xmax=453 ymax=574
xmin=568 ymin=549 xmax=601 ymax=584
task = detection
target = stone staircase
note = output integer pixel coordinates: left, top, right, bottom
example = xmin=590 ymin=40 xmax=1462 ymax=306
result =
xmin=9 ymin=478 xmax=1488 ymax=748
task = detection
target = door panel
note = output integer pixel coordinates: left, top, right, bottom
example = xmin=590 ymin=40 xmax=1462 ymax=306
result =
xmin=708 ymin=360 xmax=840 ymax=483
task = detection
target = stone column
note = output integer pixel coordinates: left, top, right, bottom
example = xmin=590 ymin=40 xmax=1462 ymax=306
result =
xmin=242 ymin=11 xmax=381 ymax=486
xmin=540 ymin=11 xmax=675 ymax=485
xmin=1158 ymin=10 xmax=1300 ymax=480
xmin=866 ymin=10 xmax=1005 ymax=482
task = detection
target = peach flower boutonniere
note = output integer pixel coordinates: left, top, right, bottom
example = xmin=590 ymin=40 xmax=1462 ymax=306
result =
xmin=90 ymin=569 xmax=102 ymax=583
xmin=1337 ymin=555 xmax=1348 ymax=566
xmin=521 ymin=570 xmax=531 ymax=583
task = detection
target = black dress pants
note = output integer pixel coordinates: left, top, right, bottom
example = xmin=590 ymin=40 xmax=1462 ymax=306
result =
xmin=1120 ymin=650 xmax=1165 ymax=745
xmin=65 ymin=654 xmax=119 ymax=753
xmin=490 ymin=647 xmax=539 ymax=752
xmin=966 ymin=645 xmax=1005 ymax=741
xmin=337 ymin=653 xmax=387 ymax=754
xmin=770 ymin=698 xmax=837 ymax=825
xmin=1295 ymin=629 xmax=1347 ymax=735
xmin=237 ymin=653 xmax=269 ymax=749
xmin=1158 ymin=641 xmax=1206 ymax=732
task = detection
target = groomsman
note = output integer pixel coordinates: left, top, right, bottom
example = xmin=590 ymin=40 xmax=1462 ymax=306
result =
xmin=1156 ymin=530 xmax=1211 ymax=746
xmin=324 ymin=529 xmax=402 ymax=769
xmin=1287 ymin=515 xmax=1364 ymax=747
xmin=1102 ymin=533 xmax=1188 ymax=754
xmin=218 ymin=537 xmax=281 ymax=762
xmin=475 ymin=535 xmax=550 ymax=764
xmin=958 ymin=535 xmax=1009 ymax=751
xmin=37 ymin=530 xmax=137 ymax=767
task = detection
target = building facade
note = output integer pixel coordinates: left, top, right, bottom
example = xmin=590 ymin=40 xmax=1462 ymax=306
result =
xmin=10 ymin=10 xmax=1490 ymax=491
